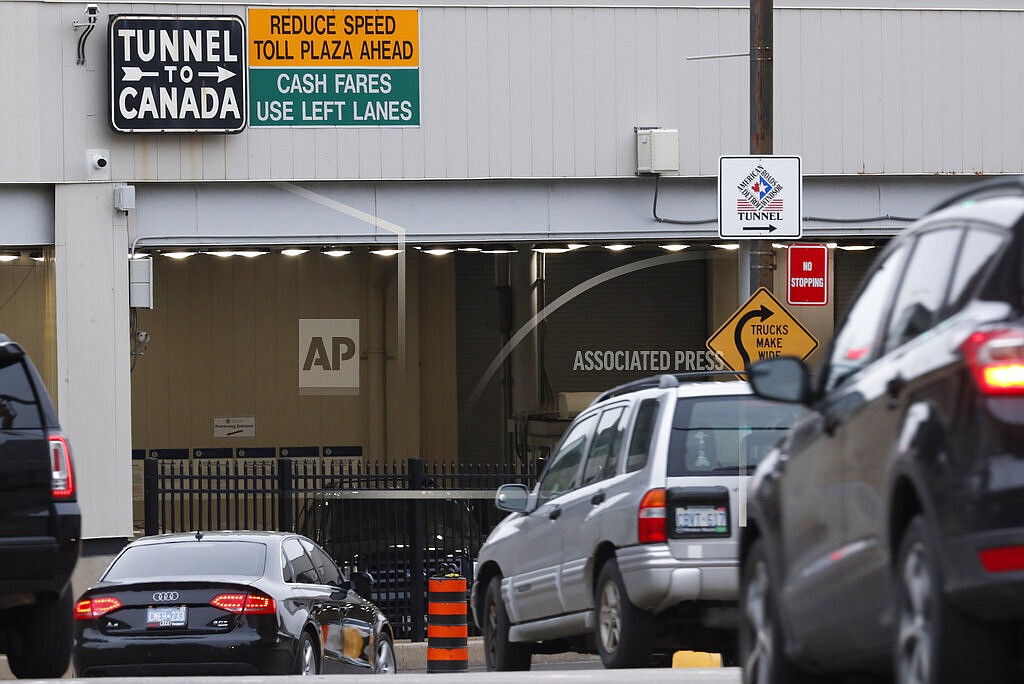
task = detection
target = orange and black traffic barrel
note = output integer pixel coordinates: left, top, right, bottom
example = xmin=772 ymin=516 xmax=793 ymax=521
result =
xmin=427 ymin=574 xmax=469 ymax=673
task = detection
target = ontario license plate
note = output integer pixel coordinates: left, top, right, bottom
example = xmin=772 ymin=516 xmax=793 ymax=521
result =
xmin=675 ymin=505 xmax=728 ymax=535
xmin=146 ymin=606 xmax=187 ymax=628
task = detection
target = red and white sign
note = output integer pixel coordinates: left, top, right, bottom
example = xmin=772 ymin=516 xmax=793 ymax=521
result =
xmin=787 ymin=244 xmax=828 ymax=306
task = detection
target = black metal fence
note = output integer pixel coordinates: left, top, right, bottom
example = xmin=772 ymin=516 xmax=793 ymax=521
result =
xmin=143 ymin=456 xmax=538 ymax=640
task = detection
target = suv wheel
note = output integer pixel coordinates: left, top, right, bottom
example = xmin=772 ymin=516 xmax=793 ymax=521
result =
xmin=740 ymin=539 xmax=825 ymax=684
xmin=894 ymin=515 xmax=1010 ymax=684
xmin=294 ymin=631 xmax=318 ymax=675
xmin=482 ymin=578 xmax=531 ymax=671
xmin=7 ymin=584 xmax=73 ymax=679
xmin=594 ymin=559 xmax=654 ymax=668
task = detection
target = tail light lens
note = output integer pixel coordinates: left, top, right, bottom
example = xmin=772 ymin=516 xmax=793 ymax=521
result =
xmin=49 ymin=433 xmax=75 ymax=499
xmin=74 ymin=596 xmax=123 ymax=620
xmin=210 ymin=592 xmax=276 ymax=615
xmin=638 ymin=488 xmax=667 ymax=544
xmin=961 ymin=328 xmax=1024 ymax=395
xmin=979 ymin=545 xmax=1024 ymax=573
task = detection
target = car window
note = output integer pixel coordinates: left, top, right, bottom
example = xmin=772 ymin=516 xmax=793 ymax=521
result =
xmin=537 ymin=413 xmax=597 ymax=504
xmin=103 ymin=540 xmax=267 ymax=581
xmin=0 ymin=360 xmax=43 ymax=430
xmin=825 ymin=242 xmax=910 ymax=391
xmin=944 ymin=227 xmax=1008 ymax=315
xmin=883 ymin=228 xmax=962 ymax=353
xmin=283 ymin=537 xmax=321 ymax=584
xmin=667 ymin=396 xmax=804 ymax=476
xmin=625 ymin=399 xmax=660 ymax=473
xmin=303 ymin=539 xmax=344 ymax=586
xmin=580 ymin=406 xmax=627 ymax=486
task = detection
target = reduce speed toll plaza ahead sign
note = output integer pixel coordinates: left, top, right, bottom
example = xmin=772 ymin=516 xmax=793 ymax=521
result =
xmin=706 ymin=288 xmax=819 ymax=372
xmin=719 ymin=155 xmax=802 ymax=239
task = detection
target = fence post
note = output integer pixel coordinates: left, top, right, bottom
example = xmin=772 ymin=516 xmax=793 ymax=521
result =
xmin=279 ymin=457 xmax=294 ymax=532
xmin=409 ymin=457 xmax=426 ymax=642
xmin=144 ymin=456 xmax=159 ymax=536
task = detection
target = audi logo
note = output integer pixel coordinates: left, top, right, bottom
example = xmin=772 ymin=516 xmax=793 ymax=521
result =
xmin=152 ymin=591 xmax=180 ymax=602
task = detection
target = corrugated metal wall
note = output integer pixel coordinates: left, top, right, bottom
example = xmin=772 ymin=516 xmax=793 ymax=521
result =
xmin=4 ymin=3 xmax=1024 ymax=183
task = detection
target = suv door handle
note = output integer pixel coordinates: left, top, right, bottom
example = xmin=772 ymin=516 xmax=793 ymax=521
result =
xmin=591 ymin=491 xmax=605 ymax=506
xmin=886 ymin=375 xmax=906 ymax=407
xmin=548 ymin=506 xmax=562 ymax=520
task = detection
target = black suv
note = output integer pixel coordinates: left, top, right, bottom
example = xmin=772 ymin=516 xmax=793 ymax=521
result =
xmin=0 ymin=334 xmax=81 ymax=678
xmin=740 ymin=178 xmax=1024 ymax=684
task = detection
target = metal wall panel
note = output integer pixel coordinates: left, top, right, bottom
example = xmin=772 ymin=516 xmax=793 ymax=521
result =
xmin=4 ymin=3 xmax=1024 ymax=183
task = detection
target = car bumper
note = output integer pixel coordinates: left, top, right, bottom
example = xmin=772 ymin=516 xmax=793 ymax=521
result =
xmin=941 ymin=527 xmax=1024 ymax=622
xmin=72 ymin=628 xmax=294 ymax=676
xmin=616 ymin=544 xmax=738 ymax=613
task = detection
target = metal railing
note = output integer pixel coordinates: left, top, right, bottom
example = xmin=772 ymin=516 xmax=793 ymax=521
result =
xmin=143 ymin=456 xmax=538 ymax=639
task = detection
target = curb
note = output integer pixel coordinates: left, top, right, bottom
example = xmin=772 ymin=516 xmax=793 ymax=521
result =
xmin=394 ymin=637 xmax=601 ymax=673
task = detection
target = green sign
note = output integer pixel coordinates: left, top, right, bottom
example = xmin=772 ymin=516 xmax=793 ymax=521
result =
xmin=250 ymin=68 xmax=419 ymax=126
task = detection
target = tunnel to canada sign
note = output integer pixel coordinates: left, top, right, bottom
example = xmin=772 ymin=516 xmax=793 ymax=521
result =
xmin=247 ymin=8 xmax=420 ymax=127
xmin=110 ymin=15 xmax=247 ymax=133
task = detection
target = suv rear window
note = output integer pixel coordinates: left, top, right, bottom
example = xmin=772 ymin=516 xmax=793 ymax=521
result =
xmin=667 ymin=396 xmax=804 ymax=476
xmin=0 ymin=359 xmax=44 ymax=430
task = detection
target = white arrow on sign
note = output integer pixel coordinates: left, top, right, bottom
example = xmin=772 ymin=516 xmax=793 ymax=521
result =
xmin=121 ymin=66 xmax=159 ymax=82
xmin=198 ymin=66 xmax=236 ymax=83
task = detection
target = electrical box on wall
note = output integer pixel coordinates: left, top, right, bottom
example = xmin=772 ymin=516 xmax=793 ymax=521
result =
xmin=636 ymin=128 xmax=679 ymax=174
xmin=129 ymin=257 xmax=154 ymax=309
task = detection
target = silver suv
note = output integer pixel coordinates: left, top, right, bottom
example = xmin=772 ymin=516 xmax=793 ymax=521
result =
xmin=470 ymin=374 xmax=804 ymax=670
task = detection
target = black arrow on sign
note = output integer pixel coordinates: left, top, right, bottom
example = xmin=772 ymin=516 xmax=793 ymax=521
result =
xmin=734 ymin=305 xmax=774 ymax=369
xmin=742 ymin=224 xmax=779 ymax=233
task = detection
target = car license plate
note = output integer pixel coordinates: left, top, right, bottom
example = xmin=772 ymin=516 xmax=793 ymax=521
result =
xmin=146 ymin=606 xmax=187 ymax=628
xmin=675 ymin=505 xmax=728 ymax=535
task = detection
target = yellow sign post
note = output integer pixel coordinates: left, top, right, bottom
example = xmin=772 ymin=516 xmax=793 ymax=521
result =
xmin=706 ymin=287 xmax=819 ymax=372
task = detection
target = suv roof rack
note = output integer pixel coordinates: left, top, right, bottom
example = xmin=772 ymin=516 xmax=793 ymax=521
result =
xmin=593 ymin=370 xmax=746 ymax=404
xmin=928 ymin=177 xmax=1024 ymax=214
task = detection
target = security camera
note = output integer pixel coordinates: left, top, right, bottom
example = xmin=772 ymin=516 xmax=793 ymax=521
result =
xmin=91 ymin=153 xmax=108 ymax=169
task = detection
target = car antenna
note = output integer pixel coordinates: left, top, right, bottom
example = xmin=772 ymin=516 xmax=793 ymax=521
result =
xmin=195 ymin=530 xmax=203 ymax=541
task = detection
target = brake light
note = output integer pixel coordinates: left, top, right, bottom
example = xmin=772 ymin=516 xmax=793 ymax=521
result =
xmin=961 ymin=328 xmax=1024 ymax=395
xmin=49 ymin=434 xmax=75 ymax=499
xmin=74 ymin=596 xmax=123 ymax=620
xmin=210 ymin=592 xmax=276 ymax=615
xmin=979 ymin=545 xmax=1024 ymax=573
xmin=638 ymin=488 xmax=667 ymax=544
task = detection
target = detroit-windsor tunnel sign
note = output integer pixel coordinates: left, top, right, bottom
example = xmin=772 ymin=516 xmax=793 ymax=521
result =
xmin=110 ymin=15 xmax=247 ymax=133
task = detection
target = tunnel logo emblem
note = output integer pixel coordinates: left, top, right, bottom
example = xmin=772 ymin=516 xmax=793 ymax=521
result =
xmin=152 ymin=591 xmax=180 ymax=602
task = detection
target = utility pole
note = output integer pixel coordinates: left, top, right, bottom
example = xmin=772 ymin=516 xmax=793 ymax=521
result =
xmin=745 ymin=0 xmax=775 ymax=294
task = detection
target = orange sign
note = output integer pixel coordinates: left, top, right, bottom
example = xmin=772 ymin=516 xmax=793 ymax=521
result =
xmin=248 ymin=9 xmax=419 ymax=67
xmin=706 ymin=287 xmax=819 ymax=372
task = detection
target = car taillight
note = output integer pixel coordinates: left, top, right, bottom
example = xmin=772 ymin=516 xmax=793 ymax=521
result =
xmin=979 ymin=545 xmax=1024 ymax=573
xmin=961 ymin=328 xmax=1024 ymax=395
xmin=74 ymin=596 xmax=123 ymax=620
xmin=210 ymin=592 xmax=276 ymax=615
xmin=638 ymin=488 xmax=667 ymax=544
xmin=49 ymin=433 xmax=75 ymax=499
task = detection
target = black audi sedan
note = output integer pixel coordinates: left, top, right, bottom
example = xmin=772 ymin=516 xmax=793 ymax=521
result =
xmin=72 ymin=531 xmax=397 ymax=676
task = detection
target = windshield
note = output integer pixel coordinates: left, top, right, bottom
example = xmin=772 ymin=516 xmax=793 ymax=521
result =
xmin=667 ymin=395 xmax=804 ymax=476
xmin=103 ymin=540 xmax=268 ymax=581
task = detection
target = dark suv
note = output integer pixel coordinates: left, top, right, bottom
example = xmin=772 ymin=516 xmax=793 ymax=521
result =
xmin=740 ymin=178 xmax=1024 ymax=684
xmin=0 ymin=334 xmax=81 ymax=678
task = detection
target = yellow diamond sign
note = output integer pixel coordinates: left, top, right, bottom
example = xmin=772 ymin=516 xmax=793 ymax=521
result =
xmin=706 ymin=287 xmax=819 ymax=372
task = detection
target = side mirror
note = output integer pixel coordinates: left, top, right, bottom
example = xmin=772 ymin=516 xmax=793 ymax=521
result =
xmin=495 ymin=484 xmax=530 ymax=513
xmin=749 ymin=357 xmax=812 ymax=404
xmin=351 ymin=571 xmax=374 ymax=600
